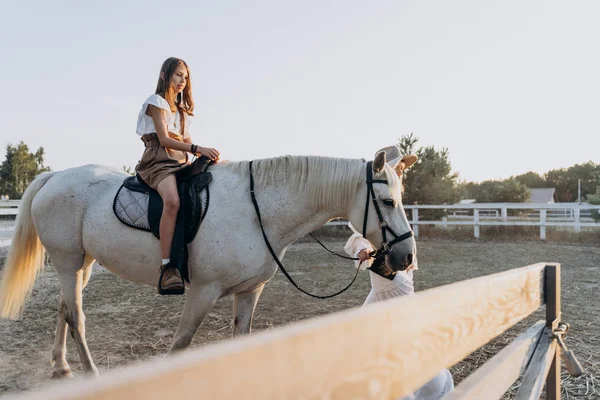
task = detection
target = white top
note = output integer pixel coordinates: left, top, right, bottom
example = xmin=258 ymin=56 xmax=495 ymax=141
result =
xmin=136 ymin=94 xmax=191 ymax=139
xmin=343 ymin=232 xmax=416 ymax=303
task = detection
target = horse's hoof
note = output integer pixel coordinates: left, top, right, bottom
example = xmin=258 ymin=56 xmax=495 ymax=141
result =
xmin=52 ymin=369 xmax=73 ymax=379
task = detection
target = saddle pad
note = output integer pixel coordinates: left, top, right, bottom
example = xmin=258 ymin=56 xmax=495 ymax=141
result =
xmin=113 ymin=185 xmax=152 ymax=231
xmin=113 ymin=185 xmax=209 ymax=233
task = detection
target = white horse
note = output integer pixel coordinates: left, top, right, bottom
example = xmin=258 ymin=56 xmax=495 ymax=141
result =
xmin=0 ymin=147 xmax=417 ymax=378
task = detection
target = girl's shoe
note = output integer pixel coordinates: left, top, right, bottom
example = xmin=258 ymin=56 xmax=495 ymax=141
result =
xmin=158 ymin=264 xmax=185 ymax=295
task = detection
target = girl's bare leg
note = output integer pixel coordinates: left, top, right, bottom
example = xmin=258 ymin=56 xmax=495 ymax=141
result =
xmin=156 ymin=174 xmax=184 ymax=293
xmin=156 ymin=175 xmax=180 ymax=259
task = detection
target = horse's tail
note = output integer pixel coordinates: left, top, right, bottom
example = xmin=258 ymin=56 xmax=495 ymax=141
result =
xmin=0 ymin=171 xmax=55 ymax=320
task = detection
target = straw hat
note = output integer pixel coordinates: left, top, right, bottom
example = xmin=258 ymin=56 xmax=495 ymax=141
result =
xmin=374 ymin=146 xmax=418 ymax=169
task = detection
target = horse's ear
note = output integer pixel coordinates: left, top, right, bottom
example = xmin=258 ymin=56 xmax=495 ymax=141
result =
xmin=394 ymin=154 xmax=418 ymax=175
xmin=373 ymin=151 xmax=386 ymax=174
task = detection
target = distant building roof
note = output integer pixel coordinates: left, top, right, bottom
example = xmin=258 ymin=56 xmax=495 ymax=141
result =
xmin=528 ymin=188 xmax=555 ymax=203
xmin=458 ymin=199 xmax=476 ymax=204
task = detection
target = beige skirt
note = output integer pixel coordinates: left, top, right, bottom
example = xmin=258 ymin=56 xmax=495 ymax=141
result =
xmin=135 ymin=133 xmax=189 ymax=190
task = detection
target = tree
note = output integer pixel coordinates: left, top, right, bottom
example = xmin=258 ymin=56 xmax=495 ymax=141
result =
xmin=586 ymin=186 xmax=600 ymax=222
xmin=122 ymin=165 xmax=135 ymax=176
xmin=397 ymin=132 xmax=419 ymax=158
xmin=545 ymin=162 xmax=600 ymax=202
xmin=514 ymin=171 xmax=546 ymax=188
xmin=465 ymin=178 xmax=530 ymax=203
xmin=0 ymin=142 xmax=51 ymax=199
xmin=398 ymin=133 xmax=464 ymax=205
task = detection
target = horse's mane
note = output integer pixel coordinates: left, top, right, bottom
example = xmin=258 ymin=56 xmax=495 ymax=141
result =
xmin=217 ymin=155 xmax=402 ymax=209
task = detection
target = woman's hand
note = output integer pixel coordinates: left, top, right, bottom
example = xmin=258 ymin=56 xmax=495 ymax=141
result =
xmin=357 ymin=249 xmax=371 ymax=262
xmin=198 ymin=146 xmax=220 ymax=161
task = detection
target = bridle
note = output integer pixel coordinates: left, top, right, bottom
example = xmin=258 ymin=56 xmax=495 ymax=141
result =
xmin=248 ymin=159 xmax=414 ymax=299
xmin=361 ymin=160 xmax=414 ymax=274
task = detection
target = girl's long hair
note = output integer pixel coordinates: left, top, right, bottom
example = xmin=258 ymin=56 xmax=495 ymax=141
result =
xmin=155 ymin=57 xmax=194 ymax=135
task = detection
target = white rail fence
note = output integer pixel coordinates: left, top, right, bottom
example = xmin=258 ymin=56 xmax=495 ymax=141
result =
xmin=0 ymin=200 xmax=20 ymax=216
xmin=2 ymin=201 xmax=600 ymax=242
xmin=329 ymin=203 xmax=600 ymax=240
xmin=404 ymin=203 xmax=600 ymax=240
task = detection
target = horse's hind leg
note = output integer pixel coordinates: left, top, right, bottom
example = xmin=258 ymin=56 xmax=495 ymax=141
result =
xmin=51 ymin=254 xmax=95 ymax=379
xmin=52 ymin=252 xmax=98 ymax=376
xmin=51 ymin=294 xmax=72 ymax=379
xmin=233 ymin=284 xmax=265 ymax=336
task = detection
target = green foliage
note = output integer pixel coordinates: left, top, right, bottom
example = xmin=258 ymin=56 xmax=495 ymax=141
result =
xmin=398 ymin=132 xmax=419 ymax=158
xmin=545 ymin=162 xmax=600 ymax=202
xmin=122 ymin=165 xmax=135 ymax=176
xmin=397 ymin=133 xmax=599 ymax=207
xmin=464 ymin=178 xmax=531 ymax=203
xmin=586 ymin=186 xmax=600 ymax=222
xmin=0 ymin=142 xmax=51 ymax=199
xmin=513 ymin=163 xmax=600 ymax=203
xmin=514 ymin=171 xmax=546 ymax=188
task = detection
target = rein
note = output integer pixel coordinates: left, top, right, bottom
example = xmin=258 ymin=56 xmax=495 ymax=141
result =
xmin=248 ymin=160 xmax=413 ymax=299
xmin=248 ymin=161 xmax=360 ymax=299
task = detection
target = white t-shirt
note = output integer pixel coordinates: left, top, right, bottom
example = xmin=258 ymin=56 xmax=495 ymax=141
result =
xmin=343 ymin=232 xmax=416 ymax=303
xmin=136 ymin=94 xmax=191 ymax=139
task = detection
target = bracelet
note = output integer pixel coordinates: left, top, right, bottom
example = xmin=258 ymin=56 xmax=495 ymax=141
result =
xmin=191 ymin=144 xmax=197 ymax=154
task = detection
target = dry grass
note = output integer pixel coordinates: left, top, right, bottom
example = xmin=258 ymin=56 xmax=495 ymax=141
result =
xmin=417 ymin=225 xmax=600 ymax=245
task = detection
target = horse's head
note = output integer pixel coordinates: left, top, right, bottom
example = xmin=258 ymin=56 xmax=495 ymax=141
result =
xmin=348 ymin=146 xmax=418 ymax=273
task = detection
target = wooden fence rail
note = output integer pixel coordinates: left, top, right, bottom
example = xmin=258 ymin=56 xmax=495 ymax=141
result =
xmin=6 ymin=262 xmax=579 ymax=400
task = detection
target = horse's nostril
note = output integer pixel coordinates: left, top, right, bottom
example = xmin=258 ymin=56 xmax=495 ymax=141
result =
xmin=406 ymin=253 xmax=413 ymax=266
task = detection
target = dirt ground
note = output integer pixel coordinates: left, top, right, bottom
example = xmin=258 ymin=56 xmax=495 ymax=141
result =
xmin=0 ymin=238 xmax=599 ymax=399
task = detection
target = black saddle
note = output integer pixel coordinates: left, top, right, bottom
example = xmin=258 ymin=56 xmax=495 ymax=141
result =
xmin=116 ymin=156 xmax=213 ymax=283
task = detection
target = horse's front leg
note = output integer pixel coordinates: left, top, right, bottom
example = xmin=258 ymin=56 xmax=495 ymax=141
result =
xmin=233 ymin=284 xmax=265 ymax=336
xmin=169 ymin=283 xmax=221 ymax=353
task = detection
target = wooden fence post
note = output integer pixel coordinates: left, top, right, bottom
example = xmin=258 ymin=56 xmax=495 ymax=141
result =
xmin=540 ymin=209 xmax=547 ymax=241
xmin=545 ymin=264 xmax=561 ymax=400
xmin=412 ymin=208 xmax=419 ymax=237
xmin=574 ymin=205 xmax=581 ymax=233
xmin=473 ymin=209 xmax=480 ymax=239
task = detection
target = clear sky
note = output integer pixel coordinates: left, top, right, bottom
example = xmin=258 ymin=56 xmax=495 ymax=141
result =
xmin=1 ymin=1 xmax=598 ymax=182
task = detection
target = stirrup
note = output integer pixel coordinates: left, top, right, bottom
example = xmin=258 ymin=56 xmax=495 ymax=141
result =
xmin=158 ymin=265 xmax=185 ymax=296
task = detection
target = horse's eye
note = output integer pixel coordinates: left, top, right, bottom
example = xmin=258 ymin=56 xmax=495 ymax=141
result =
xmin=382 ymin=199 xmax=396 ymax=207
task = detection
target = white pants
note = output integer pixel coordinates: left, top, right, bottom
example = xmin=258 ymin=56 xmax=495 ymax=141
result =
xmin=399 ymin=369 xmax=454 ymax=400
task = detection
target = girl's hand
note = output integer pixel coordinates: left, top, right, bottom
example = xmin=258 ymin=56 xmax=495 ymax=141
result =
xmin=198 ymin=146 xmax=220 ymax=161
xmin=357 ymin=249 xmax=371 ymax=262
